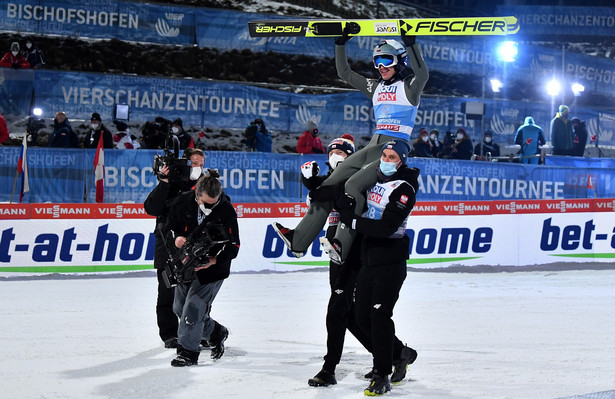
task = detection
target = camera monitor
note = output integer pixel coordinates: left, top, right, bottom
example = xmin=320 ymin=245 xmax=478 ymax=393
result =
xmin=114 ymin=104 xmax=130 ymax=121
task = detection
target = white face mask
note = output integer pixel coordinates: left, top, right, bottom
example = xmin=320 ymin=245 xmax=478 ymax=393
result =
xmin=11 ymin=51 xmax=18 ymax=56
xmin=457 ymin=133 xmax=464 ymax=140
xmin=328 ymin=153 xmax=345 ymax=170
xmin=172 ymin=127 xmax=180 ymax=134
xmin=430 ymin=134 xmax=437 ymax=140
xmin=190 ymin=166 xmax=202 ymax=181
xmin=485 ymin=137 xmax=492 ymax=143
xmin=91 ymin=123 xmax=99 ymax=130
xmin=421 ymin=135 xmax=429 ymax=142
xmin=199 ymin=204 xmax=212 ymax=216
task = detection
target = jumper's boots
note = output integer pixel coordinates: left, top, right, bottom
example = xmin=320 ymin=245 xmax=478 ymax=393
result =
xmin=171 ymin=348 xmax=199 ymax=367
xmin=208 ymin=321 xmax=229 ymax=360
xmin=308 ymin=368 xmax=337 ymax=387
xmin=391 ymin=346 xmax=418 ymax=384
xmin=364 ymin=373 xmax=391 ymax=396
xmin=271 ymin=223 xmax=305 ymax=257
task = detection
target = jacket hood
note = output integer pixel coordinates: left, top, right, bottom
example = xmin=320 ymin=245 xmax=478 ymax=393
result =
xmin=525 ymin=116 xmax=534 ymax=125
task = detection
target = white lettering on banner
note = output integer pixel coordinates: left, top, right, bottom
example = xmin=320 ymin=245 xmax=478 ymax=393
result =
xmin=106 ymin=167 xmax=155 ymax=188
xmin=61 ymin=86 xmax=281 ymax=117
xmin=495 ymin=202 xmax=541 ymax=213
xmin=35 ymin=205 xmax=91 ymax=218
xmin=0 ymin=208 xmax=27 ymax=216
xmin=419 ymin=175 xmax=565 ymax=200
xmin=519 ymin=13 xmax=615 ymax=28
xmin=415 ymin=110 xmax=470 ymax=127
xmin=420 ymin=44 xmax=494 ymax=65
xmin=344 ymin=104 xmax=373 ymax=122
xmin=217 ymin=169 xmax=284 ymax=190
xmin=6 ymin=3 xmax=138 ymax=28
xmin=566 ymin=63 xmax=615 ymax=85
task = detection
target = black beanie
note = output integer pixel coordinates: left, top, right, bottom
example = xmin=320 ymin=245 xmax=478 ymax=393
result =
xmin=172 ymin=118 xmax=183 ymax=128
xmin=91 ymin=112 xmax=101 ymax=121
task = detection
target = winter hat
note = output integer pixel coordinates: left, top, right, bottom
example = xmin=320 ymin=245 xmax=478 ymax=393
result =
xmin=10 ymin=42 xmax=19 ymax=52
xmin=172 ymin=118 xmax=183 ymax=128
xmin=456 ymin=127 xmax=466 ymax=135
xmin=327 ymin=137 xmax=355 ymax=156
xmin=306 ymin=120 xmax=318 ymax=132
xmin=382 ymin=140 xmax=410 ymax=163
xmin=484 ymin=130 xmax=493 ymax=137
xmin=91 ymin=112 xmax=101 ymax=121
xmin=341 ymin=133 xmax=354 ymax=142
xmin=559 ymin=105 xmax=570 ymax=114
xmin=571 ymin=117 xmax=581 ymax=125
xmin=430 ymin=129 xmax=439 ymax=136
xmin=419 ymin=128 xmax=429 ymax=136
xmin=525 ymin=116 xmax=535 ymax=125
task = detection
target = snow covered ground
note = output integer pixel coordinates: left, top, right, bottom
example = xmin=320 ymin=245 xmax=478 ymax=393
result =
xmin=2 ymin=269 xmax=615 ymax=399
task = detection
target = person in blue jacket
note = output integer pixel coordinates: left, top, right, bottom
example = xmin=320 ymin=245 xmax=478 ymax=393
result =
xmin=515 ymin=116 xmax=545 ymax=164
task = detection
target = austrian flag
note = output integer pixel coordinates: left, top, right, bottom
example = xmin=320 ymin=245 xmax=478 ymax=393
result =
xmin=94 ymin=134 xmax=104 ymax=203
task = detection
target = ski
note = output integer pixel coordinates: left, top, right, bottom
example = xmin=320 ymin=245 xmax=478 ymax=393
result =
xmin=248 ymin=17 xmax=519 ymax=38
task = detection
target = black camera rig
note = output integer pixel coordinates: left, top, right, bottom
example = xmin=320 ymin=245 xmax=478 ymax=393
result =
xmin=159 ymin=221 xmax=231 ymax=288
xmin=151 ymin=117 xmax=192 ymax=182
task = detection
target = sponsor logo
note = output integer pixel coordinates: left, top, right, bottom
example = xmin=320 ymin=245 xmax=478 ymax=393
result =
xmin=155 ymin=18 xmax=180 ymax=38
xmin=540 ymin=218 xmax=614 ymax=251
xmin=255 ymin=25 xmax=303 ymax=34
xmin=374 ymin=22 xmax=399 ymax=34
xmin=377 ymin=92 xmax=397 ymax=101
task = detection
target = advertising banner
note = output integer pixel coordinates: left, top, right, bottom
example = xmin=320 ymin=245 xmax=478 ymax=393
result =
xmin=1 ymin=0 xmax=195 ymax=45
xmin=1 ymin=200 xmax=613 ymax=275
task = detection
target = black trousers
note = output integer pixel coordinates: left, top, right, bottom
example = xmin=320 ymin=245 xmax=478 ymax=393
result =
xmin=354 ymin=260 xmax=407 ymax=375
xmin=155 ymin=241 xmax=178 ymax=342
xmin=322 ymin=260 xmax=372 ymax=372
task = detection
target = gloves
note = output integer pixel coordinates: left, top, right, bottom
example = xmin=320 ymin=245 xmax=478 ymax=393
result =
xmin=334 ymin=24 xmax=355 ymax=46
xmin=335 ymin=194 xmax=356 ymax=226
xmin=301 ymin=161 xmax=320 ymax=179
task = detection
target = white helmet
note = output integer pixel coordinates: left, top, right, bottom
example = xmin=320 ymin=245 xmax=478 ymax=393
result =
xmin=372 ymin=39 xmax=408 ymax=69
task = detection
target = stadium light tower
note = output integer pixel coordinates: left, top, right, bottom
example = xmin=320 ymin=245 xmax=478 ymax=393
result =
xmin=496 ymin=41 xmax=518 ymax=63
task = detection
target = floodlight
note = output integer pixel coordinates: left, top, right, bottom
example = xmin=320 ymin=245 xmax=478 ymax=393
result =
xmin=32 ymin=107 xmax=43 ymax=116
xmin=571 ymin=83 xmax=585 ymax=96
xmin=496 ymin=41 xmax=518 ymax=62
xmin=546 ymin=79 xmax=561 ymax=96
xmin=490 ymin=79 xmax=503 ymax=93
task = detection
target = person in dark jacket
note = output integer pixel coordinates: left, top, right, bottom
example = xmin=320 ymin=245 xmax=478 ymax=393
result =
xmin=242 ymin=118 xmax=273 ymax=152
xmin=571 ymin=117 xmax=588 ymax=157
xmin=84 ymin=112 xmax=114 ymax=149
xmin=164 ymin=169 xmax=240 ymax=367
xmin=172 ymin=118 xmax=194 ymax=149
xmin=451 ymin=127 xmax=473 ymax=160
xmin=550 ymin=104 xmax=574 ymax=156
xmin=336 ymin=139 xmax=420 ymax=396
xmin=474 ymin=130 xmax=500 ymax=160
xmin=411 ymin=128 xmax=433 ymax=158
xmin=429 ymin=129 xmax=443 ymax=158
xmin=47 ymin=111 xmax=79 ymax=148
xmin=144 ymin=148 xmax=205 ymax=349
xmin=22 ymin=38 xmax=45 ymax=69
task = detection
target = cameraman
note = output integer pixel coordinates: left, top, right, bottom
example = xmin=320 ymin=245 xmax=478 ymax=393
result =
xmin=242 ymin=118 xmax=272 ymax=152
xmin=144 ymin=148 xmax=205 ymax=349
xmin=164 ymin=170 xmax=240 ymax=367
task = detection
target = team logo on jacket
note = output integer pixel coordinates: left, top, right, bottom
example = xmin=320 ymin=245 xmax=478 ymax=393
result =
xmin=400 ymin=195 xmax=408 ymax=204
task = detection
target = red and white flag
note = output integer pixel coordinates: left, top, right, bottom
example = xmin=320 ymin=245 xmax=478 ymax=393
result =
xmin=94 ymin=134 xmax=104 ymax=203
xmin=17 ymin=135 xmax=29 ymax=203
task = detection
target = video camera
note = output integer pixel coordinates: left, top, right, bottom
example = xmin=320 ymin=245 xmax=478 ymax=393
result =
xmin=159 ymin=222 xmax=231 ymax=288
xmin=151 ymin=117 xmax=192 ymax=182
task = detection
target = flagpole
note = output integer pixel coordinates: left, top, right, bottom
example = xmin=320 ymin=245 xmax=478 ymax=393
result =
xmin=84 ymin=163 xmax=94 ymax=203
xmin=10 ymin=169 xmax=19 ymax=204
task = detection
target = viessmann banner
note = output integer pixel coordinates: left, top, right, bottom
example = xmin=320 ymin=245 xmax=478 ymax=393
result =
xmin=1 ymin=148 xmax=615 ymax=203
xmin=0 ymin=200 xmax=613 ymax=274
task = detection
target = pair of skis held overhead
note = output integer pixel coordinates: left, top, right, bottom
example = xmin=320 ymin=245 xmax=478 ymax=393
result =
xmin=248 ymin=16 xmax=519 ymax=38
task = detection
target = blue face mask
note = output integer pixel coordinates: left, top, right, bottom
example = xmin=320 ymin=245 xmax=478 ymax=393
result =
xmin=379 ymin=160 xmax=399 ymax=176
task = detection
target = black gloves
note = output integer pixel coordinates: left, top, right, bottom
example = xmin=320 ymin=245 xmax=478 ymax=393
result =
xmin=335 ymin=194 xmax=356 ymax=226
xmin=334 ymin=24 xmax=356 ymax=46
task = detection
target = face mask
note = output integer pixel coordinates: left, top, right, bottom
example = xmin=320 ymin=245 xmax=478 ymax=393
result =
xmin=430 ymin=134 xmax=437 ymax=140
xmin=199 ymin=204 xmax=212 ymax=216
xmin=379 ymin=160 xmax=399 ymax=176
xmin=91 ymin=123 xmax=99 ymax=130
xmin=485 ymin=137 xmax=492 ymax=143
xmin=172 ymin=127 xmax=180 ymax=134
xmin=328 ymin=153 xmax=345 ymax=170
xmin=11 ymin=51 xmax=18 ymax=56
xmin=190 ymin=166 xmax=202 ymax=180
xmin=26 ymin=43 xmax=32 ymax=49
xmin=457 ymin=133 xmax=464 ymax=140
xmin=421 ymin=135 xmax=429 ymax=142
